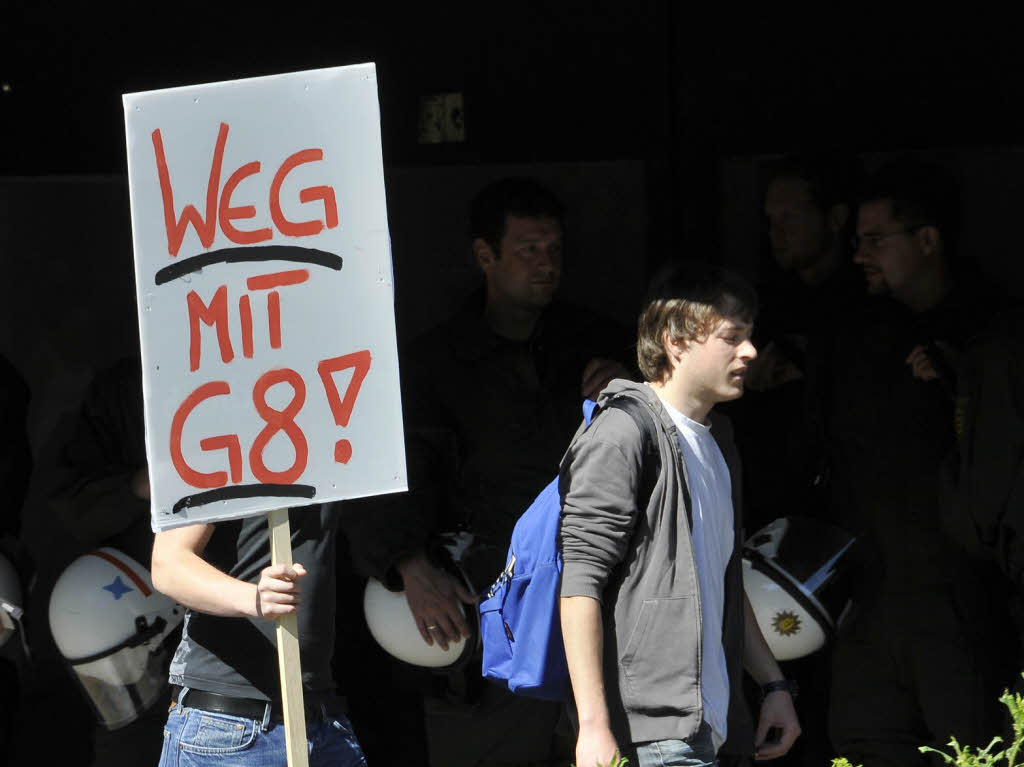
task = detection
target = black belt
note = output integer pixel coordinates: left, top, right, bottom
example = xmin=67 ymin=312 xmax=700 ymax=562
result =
xmin=170 ymin=685 xmax=335 ymax=723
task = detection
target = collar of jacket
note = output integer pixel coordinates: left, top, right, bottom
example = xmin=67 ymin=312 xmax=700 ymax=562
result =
xmin=446 ymin=295 xmax=560 ymax=364
xmin=594 ymin=378 xmax=679 ymax=438
xmin=593 ymin=378 xmax=740 ymax=514
xmin=595 ymin=377 xmax=735 ymax=442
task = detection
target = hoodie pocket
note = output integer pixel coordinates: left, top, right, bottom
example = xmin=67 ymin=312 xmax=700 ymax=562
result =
xmin=619 ymin=596 xmax=699 ymax=703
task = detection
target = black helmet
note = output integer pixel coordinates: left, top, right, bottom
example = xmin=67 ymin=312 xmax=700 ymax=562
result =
xmin=743 ymin=517 xmax=857 ymax=660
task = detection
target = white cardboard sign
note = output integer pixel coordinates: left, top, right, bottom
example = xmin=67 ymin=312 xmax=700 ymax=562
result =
xmin=124 ymin=64 xmax=406 ymax=531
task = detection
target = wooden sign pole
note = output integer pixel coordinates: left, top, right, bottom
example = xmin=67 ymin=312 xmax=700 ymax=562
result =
xmin=268 ymin=508 xmax=309 ymax=767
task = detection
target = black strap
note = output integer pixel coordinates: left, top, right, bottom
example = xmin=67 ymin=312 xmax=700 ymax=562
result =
xmin=584 ymin=396 xmax=682 ymax=602
xmin=602 ymin=397 xmax=666 ymax=518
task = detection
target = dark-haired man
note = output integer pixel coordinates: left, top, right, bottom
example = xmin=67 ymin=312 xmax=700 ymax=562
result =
xmin=732 ymin=156 xmax=867 ymax=534
xmin=827 ymin=159 xmax=1013 ymax=766
xmin=342 ymin=178 xmax=634 ymax=766
xmin=763 ymin=155 xmax=860 ymax=290
xmin=733 ymin=155 xmax=868 ymax=767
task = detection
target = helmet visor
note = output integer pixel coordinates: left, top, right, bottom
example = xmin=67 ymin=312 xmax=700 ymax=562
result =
xmin=68 ymin=644 xmax=170 ymax=730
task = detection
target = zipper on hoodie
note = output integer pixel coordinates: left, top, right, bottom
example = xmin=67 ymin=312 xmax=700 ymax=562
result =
xmin=653 ymin=395 xmax=705 ymax=729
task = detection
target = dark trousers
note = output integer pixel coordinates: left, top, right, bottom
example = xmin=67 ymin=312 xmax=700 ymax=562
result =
xmin=829 ymin=589 xmax=1010 ymax=767
xmin=424 ymin=683 xmax=569 ymax=767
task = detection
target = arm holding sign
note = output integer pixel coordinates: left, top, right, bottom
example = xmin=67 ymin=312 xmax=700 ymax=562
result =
xmin=151 ymin=522 xmax=306 ymax=620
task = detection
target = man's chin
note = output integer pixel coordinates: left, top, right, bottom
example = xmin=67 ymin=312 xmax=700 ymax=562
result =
xmin=774 ymin=250 xmax=816 ymax=273
xmin=772 ymin=251 xmax=795 ymax=271
xmin=529 ymin=287 xmax=558 ymax=306
xmin=716 ymin=382 xmax=745 ymax=402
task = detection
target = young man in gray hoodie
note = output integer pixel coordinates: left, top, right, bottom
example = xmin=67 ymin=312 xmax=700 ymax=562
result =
xmin=559 ymin=264 xmax=801 ymax=767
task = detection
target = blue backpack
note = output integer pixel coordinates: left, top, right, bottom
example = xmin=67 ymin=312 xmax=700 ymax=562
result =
xmin=478 ymin=396 xmax=661 ymax=700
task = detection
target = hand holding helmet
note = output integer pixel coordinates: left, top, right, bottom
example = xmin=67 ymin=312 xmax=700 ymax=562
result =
xmin=365 ymin=541 xmax=480 ymax=671
xmin=396 ymin=550 xmax=475 ymax=651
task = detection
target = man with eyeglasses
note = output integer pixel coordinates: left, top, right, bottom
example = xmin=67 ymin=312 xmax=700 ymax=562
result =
xmin=826 ymin=159 xmax=1014 ymax=767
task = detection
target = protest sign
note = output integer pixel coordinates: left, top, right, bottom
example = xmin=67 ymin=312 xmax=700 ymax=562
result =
xmin=124 ymin=64 xmax=406 ymax=531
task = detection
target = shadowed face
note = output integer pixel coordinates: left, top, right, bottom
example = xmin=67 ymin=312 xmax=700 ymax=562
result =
xmin=477 ymin=215 xmax=563 ymax=310
xmin=764 ymin=176 xmax=828 ymax=272
xmin=853 ymin=199 xmax=930 ymax=299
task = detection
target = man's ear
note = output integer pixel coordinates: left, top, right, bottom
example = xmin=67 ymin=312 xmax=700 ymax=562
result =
xmin=473 ymin=238 xmax=497 ymax=273
xmin=827 ymin=203 xmax=849 ymax=234
xmin=916 ymin=225 xmax=942 ymax=259
xmin=663 ymin=331 xmax=685 ymax=365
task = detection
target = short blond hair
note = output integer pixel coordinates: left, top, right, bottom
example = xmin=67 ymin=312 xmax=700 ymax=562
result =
xmin=637 ymin=263 xmax=757 ymax=383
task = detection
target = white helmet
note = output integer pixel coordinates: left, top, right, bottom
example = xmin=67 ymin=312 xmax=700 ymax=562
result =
xmin=743 ymin=517 xmax=857 ymax=661
xmin=363 ymin=576 xmax=477 ymax=670
xmin=0 ymin=552 xmax=23 ymax=651
xmin=49 ymin=547 xmax=183 ymax=730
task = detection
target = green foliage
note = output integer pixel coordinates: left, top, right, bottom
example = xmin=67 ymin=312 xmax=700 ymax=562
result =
xmin=918 ymin=685 xmax=1024 ymax=767
xmin=833 ymin=678 xmax=1024 ymax=767
xmin=573 ymin=757 xmax=629 ymax=767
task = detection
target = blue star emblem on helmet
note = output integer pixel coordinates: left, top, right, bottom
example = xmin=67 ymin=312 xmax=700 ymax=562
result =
xmin=102 ymin=576 xmax=134 ymax=600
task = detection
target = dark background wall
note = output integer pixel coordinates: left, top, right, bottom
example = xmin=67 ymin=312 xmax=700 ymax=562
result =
xmin=3 ymin=10 xmax=1024 ymax=763
xmin=6 ymin=10 xmax=1022 ymax=240
xmin=3 ymin=6 xmax=1024 ymax=521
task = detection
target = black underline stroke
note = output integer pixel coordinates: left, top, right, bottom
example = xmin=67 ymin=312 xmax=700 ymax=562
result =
xmin=172 ymin=483 xmax=317 ymax=514
xmin=155 ymin=246 xmax=343 ymax=285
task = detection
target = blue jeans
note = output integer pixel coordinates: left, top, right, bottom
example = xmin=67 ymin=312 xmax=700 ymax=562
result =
xmin=634 ymin=721 xmax=718 ymax=767
xmin=158 ymin=699 xmax=366 ymax=767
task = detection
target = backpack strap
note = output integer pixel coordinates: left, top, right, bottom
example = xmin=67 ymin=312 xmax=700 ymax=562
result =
xmin=602 ymin=395 xmax=695 ymax=529
xmin=578 ymin=394 xmax=693 ymax=524
xmin=602 ymin=397 xmax=664 ymax=517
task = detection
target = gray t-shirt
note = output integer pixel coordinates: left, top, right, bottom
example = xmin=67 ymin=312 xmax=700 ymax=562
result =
xmin=168 ymin=504 xmax=338 ymax=700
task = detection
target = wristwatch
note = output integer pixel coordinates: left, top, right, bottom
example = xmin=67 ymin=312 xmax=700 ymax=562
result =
xmin=761 ymin=679 xmax=799 ymax=700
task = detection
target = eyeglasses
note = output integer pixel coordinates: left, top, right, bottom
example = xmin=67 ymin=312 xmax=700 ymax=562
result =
xmin=850 ymin=225 xmax=922 ymax=252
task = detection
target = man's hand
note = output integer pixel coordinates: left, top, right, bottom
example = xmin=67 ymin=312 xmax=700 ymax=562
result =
xmin=754 ymin=690 xmax=801 ymax=760
xmin=581 ymin=358 xmax=632 ymax=401
xmin=255 ymin=562 xmax=307 ymax=620
xmin=396 ymin=551 xmax=476 ymax=650
xmin=575 ymin=723 xmax=621 ymax=767
xmin=906 ymin=344 xmax=939 ymax=381
xmin=906 ymin=342 xmax=958 ymax=383
xmin=131 ymin=467 xmax=150 ymax=501
xmin=745 ymin=340 xmax=804 ymax=392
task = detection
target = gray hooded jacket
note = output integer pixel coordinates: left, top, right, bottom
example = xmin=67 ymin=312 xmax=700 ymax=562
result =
xmin=558 ymin=379 xmax=752 ymax=750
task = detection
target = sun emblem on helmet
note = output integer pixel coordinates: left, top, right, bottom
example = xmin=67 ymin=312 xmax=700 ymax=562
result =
xmin=772 ymin=610 xmax=801 ymax=636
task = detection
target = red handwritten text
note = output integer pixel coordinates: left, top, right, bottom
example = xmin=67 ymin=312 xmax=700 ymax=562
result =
xmin=152 ymin=123 xmax=338 ymax=257
xmin=187 ymin=270 xmax=309 ymax=372
xmin=169 ymin=352 xmax=372 ymax=489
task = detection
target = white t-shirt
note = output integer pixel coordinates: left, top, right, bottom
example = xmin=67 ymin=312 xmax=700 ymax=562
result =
xmin=659 ymin=396 xmax=734 ymax=749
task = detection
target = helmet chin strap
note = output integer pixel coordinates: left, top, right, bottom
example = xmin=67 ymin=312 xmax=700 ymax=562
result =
xmin=126 ymin=615 xmax=169 ymax=649
xmin=2 ymin=599 xmax=30 ymax=660
xmin=1 ymin=598 xmax=22 ymax=622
